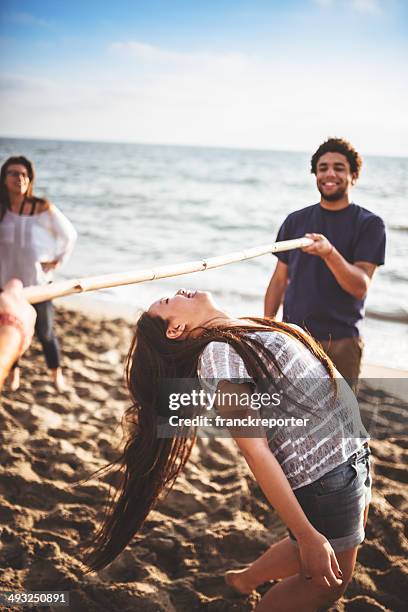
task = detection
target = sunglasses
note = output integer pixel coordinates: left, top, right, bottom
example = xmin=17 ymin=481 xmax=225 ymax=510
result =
xmin=6 ymin=170 xmax=29 ymax=179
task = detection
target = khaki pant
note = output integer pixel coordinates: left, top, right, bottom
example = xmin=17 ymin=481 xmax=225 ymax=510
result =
xmin=319 ymin=336 xmax=364 ymax=391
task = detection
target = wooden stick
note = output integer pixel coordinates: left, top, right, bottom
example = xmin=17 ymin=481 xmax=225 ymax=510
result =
xmin=23 ymin=237 xmax=313 ymax=304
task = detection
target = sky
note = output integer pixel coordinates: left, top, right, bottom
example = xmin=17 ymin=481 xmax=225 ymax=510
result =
xmin=0 ymin=0 xmax=407 ymax=156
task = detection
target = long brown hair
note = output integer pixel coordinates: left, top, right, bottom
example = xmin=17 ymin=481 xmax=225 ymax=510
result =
xmin=0 ymin=155 xmax=49 ymax=221
xmin=84 ymin=313 xmax=334 ymax=571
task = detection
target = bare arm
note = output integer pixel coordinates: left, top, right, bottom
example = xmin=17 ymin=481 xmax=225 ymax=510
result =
xmin=302 ymin=233 xmax=376 ymax=300
xmin=0 ymin=327 xmax=21 ymax=388
xmin=0 ymin=280 xmax=36 ymax=388
xmin=264 ymin=260 xmax=288 ymax=317
xmin=49 ymin=204 xmax=78 ymax=266
xmin=216 ymin=382 xmax=342 ymax=587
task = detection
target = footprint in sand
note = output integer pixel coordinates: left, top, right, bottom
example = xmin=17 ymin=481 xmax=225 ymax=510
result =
xmin=97 ymin=549 xmax=150 ymax=583
xmin=357 ymin=542 xmax=390 ymax=570
xmin=375 ymin=462 xmax=408 ymax=484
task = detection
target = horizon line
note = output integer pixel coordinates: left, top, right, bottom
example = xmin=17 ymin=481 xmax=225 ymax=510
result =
xmin=1 ymin=134 xmax=407 ymax=160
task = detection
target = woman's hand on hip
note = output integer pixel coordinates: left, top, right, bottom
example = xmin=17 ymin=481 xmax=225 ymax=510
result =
xmin=297 ymin=527 xmax=343 ymax=588
xmin=41 ymin=259 xmax=60 ymax=272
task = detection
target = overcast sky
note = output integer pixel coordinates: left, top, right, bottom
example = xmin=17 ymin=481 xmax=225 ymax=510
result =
xmin=0 ymin=0 xmax=407 ymax=156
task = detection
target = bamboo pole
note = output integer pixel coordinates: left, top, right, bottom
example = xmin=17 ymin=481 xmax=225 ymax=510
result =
xmin=22 ymin=237 xmax=313 ymax=305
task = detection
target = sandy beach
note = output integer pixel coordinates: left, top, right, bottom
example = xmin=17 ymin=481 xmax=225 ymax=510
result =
xmin=1 ymin=305 xmax=407 ymax=611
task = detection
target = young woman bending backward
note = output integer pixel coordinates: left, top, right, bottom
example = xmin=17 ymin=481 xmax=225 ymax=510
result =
xmin=85 ymin=288 xmax=371 ymax=612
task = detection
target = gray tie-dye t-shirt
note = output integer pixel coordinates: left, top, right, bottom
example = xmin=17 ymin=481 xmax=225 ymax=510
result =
xmin=197 ymin=329 xmax=368 ymax=490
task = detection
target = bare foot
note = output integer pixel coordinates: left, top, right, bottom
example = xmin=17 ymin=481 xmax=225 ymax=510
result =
xmin=51 ymin=368 xmax=68 ymax=393
xmin=8 ymin=367 xmax=20 ymax=391
xmin=225 ymin=569 xmax=256 ymax=594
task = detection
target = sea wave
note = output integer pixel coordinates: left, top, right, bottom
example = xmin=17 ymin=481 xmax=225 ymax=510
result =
xmin=366 ymin=308 xmax=408 ymax=324
xmin=210 ymin=177 xmax=262 ymax=186
xmin=389 ymin=224 xmax=408 ymax=233
xmin=387 ymin=271 xmax=408 ymax=283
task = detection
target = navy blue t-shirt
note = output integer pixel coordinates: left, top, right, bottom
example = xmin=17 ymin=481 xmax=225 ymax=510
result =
xmin=275 ymin=203 xmax=386 ymax=340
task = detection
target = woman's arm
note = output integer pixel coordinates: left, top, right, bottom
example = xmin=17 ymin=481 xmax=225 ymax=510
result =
xmin=47 ymin=204 xmax=78 ymax=266
xmin=216 ymin=381 xmax=343 ymax=587
xmin=0 ymin=280 xmax=36 ymax=388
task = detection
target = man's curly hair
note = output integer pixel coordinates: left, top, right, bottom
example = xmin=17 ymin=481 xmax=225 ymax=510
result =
xmin=311 ymin=138 xmax=363 ymax=178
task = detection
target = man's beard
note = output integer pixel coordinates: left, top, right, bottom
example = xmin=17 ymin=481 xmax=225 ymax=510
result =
xmin=318 ymin=184 xmax=348 ymax=202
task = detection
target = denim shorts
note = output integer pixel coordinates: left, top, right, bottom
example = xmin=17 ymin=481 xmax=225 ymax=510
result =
xmin=288 ymin=445 xmax=372 ymax=552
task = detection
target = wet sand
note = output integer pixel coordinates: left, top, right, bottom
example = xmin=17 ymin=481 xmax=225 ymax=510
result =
xmin=0 ymin=307 xmax=407 ymax=611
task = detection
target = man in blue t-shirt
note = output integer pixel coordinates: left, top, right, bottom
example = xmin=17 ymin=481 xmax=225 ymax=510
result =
xmin=264 ymin=138 xmax=386 ymax=385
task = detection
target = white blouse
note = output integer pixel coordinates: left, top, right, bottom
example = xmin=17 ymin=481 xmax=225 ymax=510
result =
xmin=0 ymin=205 xmax=77 ymax=288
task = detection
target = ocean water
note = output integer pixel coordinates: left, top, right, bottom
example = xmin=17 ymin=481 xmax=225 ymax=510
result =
xmin=1 ymin=137 xmax=407 ymax=369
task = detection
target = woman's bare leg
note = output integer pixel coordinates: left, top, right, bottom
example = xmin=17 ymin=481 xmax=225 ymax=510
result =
xmin=225 ymin=537 xmax=300 ymax=593
xmin=227 ymin=504 xmax=370 ymax=598
xmin=254 ymin=502 xmax=370 ymax=612
xmin=254 ymin=545 xmax=359 ymax=612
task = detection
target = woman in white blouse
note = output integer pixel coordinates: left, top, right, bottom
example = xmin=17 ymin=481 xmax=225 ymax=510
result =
xmin=0 ymin=155 xmax=77 ymax=391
